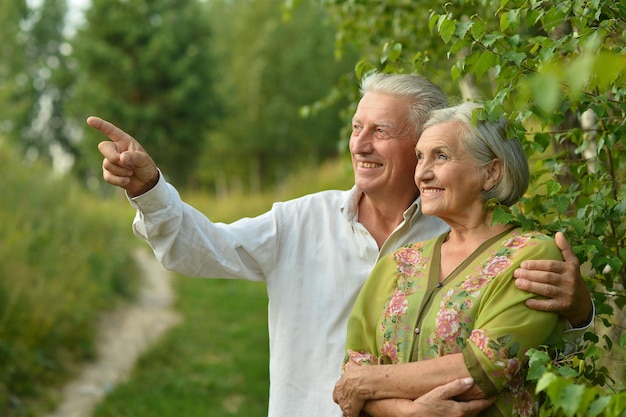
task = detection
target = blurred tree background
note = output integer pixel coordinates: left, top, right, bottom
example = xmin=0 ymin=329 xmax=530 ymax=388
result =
xmin=191 ymin=0 xmax=355 ymax=194
xmin=1 ymin=0 xmax=354 ymax=415
xmin=71 ymin=0 xmax=220 ymax=186
xmin=2 ymin=0 xmax=354 ymax=191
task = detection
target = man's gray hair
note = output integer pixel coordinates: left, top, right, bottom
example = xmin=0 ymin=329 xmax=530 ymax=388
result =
xmin=360 ymin=73 xmax=448 ymax=138
xmin=424 ymin=101 xmax=530 ymax=207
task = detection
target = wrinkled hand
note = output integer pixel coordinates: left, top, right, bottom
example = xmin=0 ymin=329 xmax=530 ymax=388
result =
xmin=514 ymin=232 xmax=592 ymax=327
xmin=333 ymin=366 xmax=370 ymax=417
xmin=87 ymin=116 xmax=159 ymax=197
xmin=409 ymin=378 xmax=495 ymax=417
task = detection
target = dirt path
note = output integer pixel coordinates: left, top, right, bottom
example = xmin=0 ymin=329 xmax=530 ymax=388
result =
xmin=42 ymin=249 xmax=181 ymax=417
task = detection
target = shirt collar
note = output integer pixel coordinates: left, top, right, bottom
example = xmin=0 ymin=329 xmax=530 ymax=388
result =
xmin=341 ymin=186 xmax=421 ymax=224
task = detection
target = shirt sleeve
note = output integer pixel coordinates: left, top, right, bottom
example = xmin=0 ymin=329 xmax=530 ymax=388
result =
xmin=127 ymin=172 xmax=278 ymax=281
xmin=563 ymin=299 xmax=595 ymax=342
xmin=462 ymin=236 xmax=565 ymax=397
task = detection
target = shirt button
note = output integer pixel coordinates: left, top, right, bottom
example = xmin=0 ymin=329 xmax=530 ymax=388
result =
xmin=414 ymin=327 xmax=420 ymax=334
xmin=436 ymin=282 xmax=443 ymax=288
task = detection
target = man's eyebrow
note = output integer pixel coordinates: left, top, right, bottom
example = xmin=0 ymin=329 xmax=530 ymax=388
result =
xmin=352 ymin=118 xmax=396 ymax=131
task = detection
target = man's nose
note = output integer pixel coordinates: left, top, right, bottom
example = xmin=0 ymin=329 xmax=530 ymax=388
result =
xmin=351 ymin=129 xmax=374 ymax=153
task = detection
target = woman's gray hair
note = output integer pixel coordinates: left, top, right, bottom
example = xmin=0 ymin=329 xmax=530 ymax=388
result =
xmin=360 ymin=73 xmax=448 ymax=138
xmin=423 ymin=101 xmax=529 ymax=207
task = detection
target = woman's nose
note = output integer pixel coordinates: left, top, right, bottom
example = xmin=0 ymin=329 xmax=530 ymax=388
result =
xmin=414 ymin=161 xmax=433 ymax=182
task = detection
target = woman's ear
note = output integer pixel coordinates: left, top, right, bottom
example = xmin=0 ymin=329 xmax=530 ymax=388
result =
xmin=483 ymin=159 xmax=502 ymax=191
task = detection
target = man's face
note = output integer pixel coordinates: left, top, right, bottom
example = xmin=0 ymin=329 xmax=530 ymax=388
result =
xmin=349 ymin=92 xmax=419 ymax=199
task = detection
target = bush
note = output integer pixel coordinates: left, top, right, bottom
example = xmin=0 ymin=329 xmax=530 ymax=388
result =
xmin=0 ymin=138 xmax=140 ymax=416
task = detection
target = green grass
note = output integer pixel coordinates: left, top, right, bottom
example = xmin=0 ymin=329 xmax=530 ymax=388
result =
xmin=93 ymin=278 xmax=270 ymax=417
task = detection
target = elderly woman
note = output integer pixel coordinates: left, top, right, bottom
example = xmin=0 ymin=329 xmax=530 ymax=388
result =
xmin=333 ymin=102 xmax=564 ymax=417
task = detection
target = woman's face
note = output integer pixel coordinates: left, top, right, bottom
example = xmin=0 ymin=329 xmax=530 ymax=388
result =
xmin=414 ymin=122 xmax=491 ymax=223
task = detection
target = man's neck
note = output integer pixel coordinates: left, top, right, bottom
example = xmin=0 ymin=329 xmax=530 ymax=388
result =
xmin=357 ymin=192 xmax=416 ymax=249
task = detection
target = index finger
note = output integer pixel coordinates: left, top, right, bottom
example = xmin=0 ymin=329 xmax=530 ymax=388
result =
xmin=86 ymin=116 xmax=134 ymax=147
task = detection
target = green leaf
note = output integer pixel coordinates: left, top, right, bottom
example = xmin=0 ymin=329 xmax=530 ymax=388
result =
xmin=546 ymin=378 xmax=575 ymax=414
xmin=450 ymin=63 xmax=462 ymax=83
xmin=439 ymin=18 xmax=456 ymax=44
xmin=500 ymin=9 xmax=520 ymax=32
xmin=527 ymin=362 xmax=547 ymax=380
xmin=470 ymin=20 xmax=486 ymax=41
xmin=474 ymin=50 xmax=497 ymax=78
xmin=536 ymin=371 xmax=558 ymax=393
xmin=355 ymin=59 xmax=374 ymax=80
xmin=449 ymin=37 xmax=470 ymax=55
xmin=560 ymin=384 xmax=586 ymax=417
xmin=500 ymin=12 xmax=510 ymax=32
xmin=592 ymin=52 xmax=626 ymax=90
xmin=607 ymin=392 xmax=626 ymax=417
xmin=565 ymin=53 xmax=594 ymax=99
xmin=584 ymin=332 xmax=599 ymax=343
xmin=558 ymin=366 xmax=579 ymax=378
xmin=455 ymin=20 xmax=473 ymax=39
xmin=482 ymin=32 xmax=504 ymax=47
xmin=568 ymin=217 xmax=586 ymax=235
xmin=502 ymin=51 xmax=526 ymax=66
xmin=527 ymin=348 xmax=551 ymax=366
xmin=526 ymin=9 xmax=542 ymax=26
xmin=506 ymin=9 xmax=521 ymax=32
xmin=428 ymin=12 xmax=439 ymax=34
xmin=588 ymin=396 xmax=612 ymax=417
xmin=529 ymin=70 xmax=563 ymax=113
xmin=546 ymin=180 xmax=562 ymax=196
xmin=554 ymin=195 xmax=571 ymax=214
xmin=542 ymin=7 xmax=566 ymax=33
xmin=584 ymin=344 xmax=603 ymax=360
xmin=533 ymin=133 xmax=552 ymax=151
xmin=381 ymin=41 xmax=402 ymax=64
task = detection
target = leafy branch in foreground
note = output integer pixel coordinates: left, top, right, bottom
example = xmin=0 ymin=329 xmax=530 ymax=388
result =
xmin=320 ymin=0 xmax=625 ymax=414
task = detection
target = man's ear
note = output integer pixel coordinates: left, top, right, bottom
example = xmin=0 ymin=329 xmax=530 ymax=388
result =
xmin=483 ymin=159 xmax=502 ymax=191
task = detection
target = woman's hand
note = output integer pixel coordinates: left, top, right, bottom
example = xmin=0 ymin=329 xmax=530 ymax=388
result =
xmin=410 ymin=378 xmax=495 ymax=417
xmin=333 ymin=365 xmax=371 ymax=417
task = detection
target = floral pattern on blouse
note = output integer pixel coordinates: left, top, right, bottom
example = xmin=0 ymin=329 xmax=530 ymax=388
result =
xmin=344 ymin=229 xmax=563 ymax=417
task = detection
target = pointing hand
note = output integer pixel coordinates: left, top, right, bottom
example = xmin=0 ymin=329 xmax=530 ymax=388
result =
xmin=88 ymin=116 xmax=159 ymax=197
